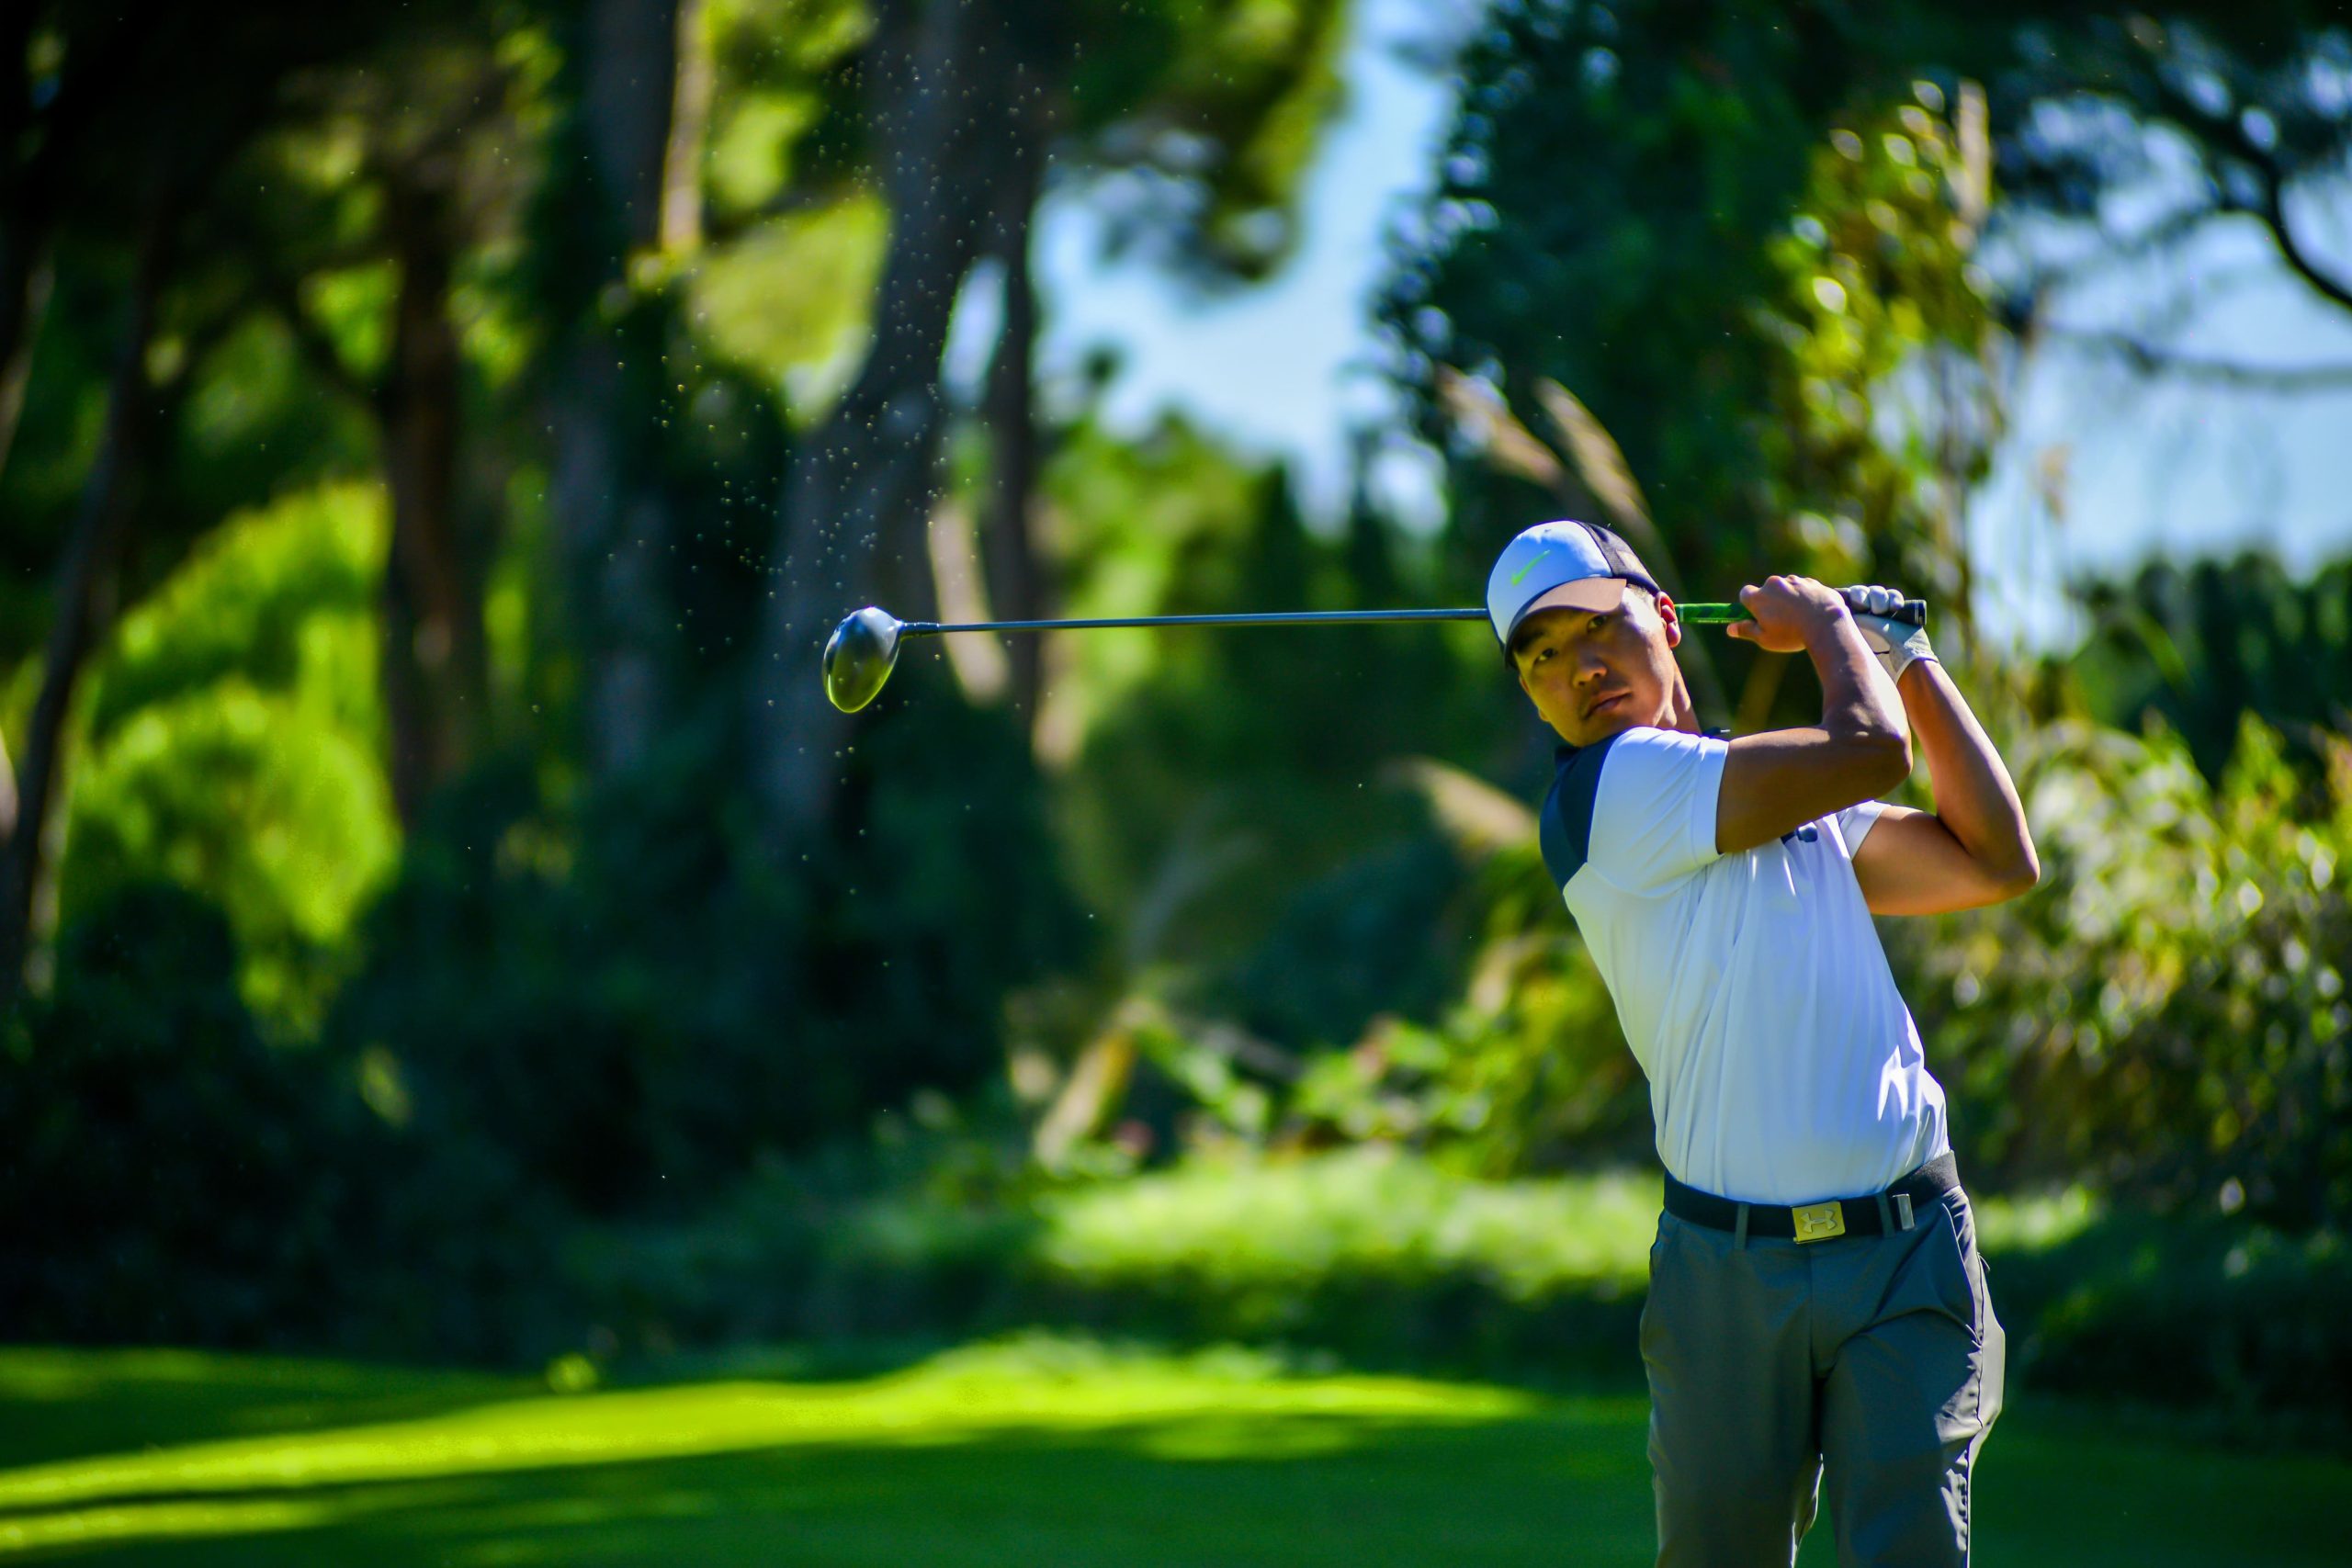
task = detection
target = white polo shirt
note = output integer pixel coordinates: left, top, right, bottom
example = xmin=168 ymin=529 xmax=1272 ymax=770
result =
xmin=1537 ymin=725 xmax=1949 ymax=1205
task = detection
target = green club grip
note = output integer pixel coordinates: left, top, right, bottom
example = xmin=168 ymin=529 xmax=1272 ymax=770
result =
xmin=1679 ymin=594 xmax=1927 ymax=628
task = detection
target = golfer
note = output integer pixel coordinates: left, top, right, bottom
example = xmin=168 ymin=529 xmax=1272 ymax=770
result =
xmin=1488 ymin=520 xmax=2039 ymax=1567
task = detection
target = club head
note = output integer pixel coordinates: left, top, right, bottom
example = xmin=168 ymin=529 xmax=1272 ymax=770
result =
xmin=823 ymin=606 xmax=903 ymax=713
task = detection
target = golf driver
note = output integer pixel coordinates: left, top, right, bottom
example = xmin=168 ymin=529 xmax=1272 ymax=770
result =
xmin=821 ymin=593 xmax=1926 ymax=713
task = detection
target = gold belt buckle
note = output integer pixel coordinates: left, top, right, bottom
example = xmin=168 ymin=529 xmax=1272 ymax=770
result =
xmin=1792 ymin=1201 xmax=1847 ymax=1243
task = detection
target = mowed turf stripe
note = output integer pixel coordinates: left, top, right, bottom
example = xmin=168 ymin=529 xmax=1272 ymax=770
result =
xmin=0 ymin=1356 xmax=1539 ymax=1518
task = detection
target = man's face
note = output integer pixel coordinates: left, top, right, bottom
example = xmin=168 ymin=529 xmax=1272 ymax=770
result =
xmin=1511 ymin=582 xmax=1684 ymax=748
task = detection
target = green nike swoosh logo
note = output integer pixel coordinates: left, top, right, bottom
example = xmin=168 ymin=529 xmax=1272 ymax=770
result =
xmin=1509 ymin=547 xmax=1555 ymax=587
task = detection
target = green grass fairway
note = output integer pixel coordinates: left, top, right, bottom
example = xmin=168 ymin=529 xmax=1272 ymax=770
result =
xmin=0 ymin=1337 xmax=2342 ymax=1565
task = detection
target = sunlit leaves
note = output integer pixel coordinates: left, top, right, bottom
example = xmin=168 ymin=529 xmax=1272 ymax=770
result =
xmin=63 ymin=483 xmax=398 ymax=1032
xmin=1753 ymin=83 xmax=1996 ymax=604
xmin=688 ymin=193 xmax=888 ymax=423
xmin=705 ymin=93 xmax=825 ymax=215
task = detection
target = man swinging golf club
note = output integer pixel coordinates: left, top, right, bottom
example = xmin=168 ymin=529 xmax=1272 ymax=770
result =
xmin=1490 ymin=519 xmax=2039 ymax=1567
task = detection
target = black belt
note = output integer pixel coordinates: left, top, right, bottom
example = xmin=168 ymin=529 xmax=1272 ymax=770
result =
xmin=1663 ymin=1153 xmax=1962 ymax=1244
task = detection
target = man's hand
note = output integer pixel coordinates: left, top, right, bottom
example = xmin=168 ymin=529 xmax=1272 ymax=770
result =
xmin=1724 ymin=575 xmax=1852 ymax=653
xmin=1842 ymin=584 xmax=1936 ymax=683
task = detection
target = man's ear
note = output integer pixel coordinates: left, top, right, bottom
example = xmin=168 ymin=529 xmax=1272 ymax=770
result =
xmin=1654 ymin=592 xmax=1683 ymax=649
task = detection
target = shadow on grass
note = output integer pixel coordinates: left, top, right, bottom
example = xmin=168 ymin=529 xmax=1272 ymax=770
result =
xmin=1 ymin=1340 xmax=2346 ymax=1566
xmin=0 ymin=1343 xmax=1643 ymax=1566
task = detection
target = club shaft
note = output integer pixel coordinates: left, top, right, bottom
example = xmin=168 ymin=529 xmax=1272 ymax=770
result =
xmin=905 ymin=604 xmax=1757 ymax=636
xmin=910 ymin=609 xmax=1483 ymax=635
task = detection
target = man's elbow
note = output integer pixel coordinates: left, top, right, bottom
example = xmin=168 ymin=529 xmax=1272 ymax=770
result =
xmin=1990 ymin=842 xmax=2041 ymax=901
xmin=1854 ymin=729 xmax=1913 ymax=795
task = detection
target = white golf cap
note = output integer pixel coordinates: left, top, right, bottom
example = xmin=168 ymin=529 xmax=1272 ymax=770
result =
xmin=1487 ymin=520 xmax=1663 ymax=649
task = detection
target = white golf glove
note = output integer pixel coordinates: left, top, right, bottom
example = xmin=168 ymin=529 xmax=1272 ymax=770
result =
xmin=1842 ymin=584 xmax=1934 ymax=683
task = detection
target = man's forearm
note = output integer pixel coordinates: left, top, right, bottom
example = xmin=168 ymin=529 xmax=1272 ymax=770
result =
xmin=1897 ymin=659 xmax=2037 ymax=884
xmin=1805 ymin=608 xmax=1908 ymax=747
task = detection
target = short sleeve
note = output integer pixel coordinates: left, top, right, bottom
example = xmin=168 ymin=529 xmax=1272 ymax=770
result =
xmin=1580 ymin=728 xmax=1729 ymax=893
xmin=1836 ymin=798 xmax=1886 ymax=854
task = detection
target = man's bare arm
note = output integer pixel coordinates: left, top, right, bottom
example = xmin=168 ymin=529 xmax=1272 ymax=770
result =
xmin=1851 ymin=659 xmax=2039 ymax=915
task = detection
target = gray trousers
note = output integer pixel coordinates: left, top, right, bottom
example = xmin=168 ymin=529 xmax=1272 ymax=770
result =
xmin=1640 ymin=1189 xmax=2005 ymax=1567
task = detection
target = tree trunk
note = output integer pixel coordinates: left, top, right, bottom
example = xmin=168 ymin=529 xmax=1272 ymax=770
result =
xmin=549 ymin=0 xmax=682 ymax=782
xmin=0 ymin=240 xmax=51 ymax=487
xmin=660 ymin=0 xmax=713 ymax=255
xmin=0 ymin=0 xmax=43 ymax=480
xmin=749 ymin=0 xmax=992 ymax=841
xmin=378 ymin=172 xmax=485 ymax=824
xmin=979 ymin=74 xmax=1051 ymax=729
xmin=0 ymin=219 xmax=169 ymax=1006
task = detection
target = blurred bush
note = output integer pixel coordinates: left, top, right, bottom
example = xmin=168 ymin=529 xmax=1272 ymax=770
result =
xmin=553 ymin=1144 xmax=2350 ymax=1429
xmin=1987 ymin=1210 xmax=2352 ymax=1436
xmin=557 ymin=1145 xmax=1657 ymax=1381
xmin=1896 ymin=714 xmax=2352 ymax=1229
xmin=2067 ymin=551 xmax=2352 ymax=787
xmin=328 ymin=656 xmax=1093 ymax=1222
xmin=0 ymin=881 xmax=571 ymax=1363
xmin=0 ymin=886 xmax=358 ymax=1347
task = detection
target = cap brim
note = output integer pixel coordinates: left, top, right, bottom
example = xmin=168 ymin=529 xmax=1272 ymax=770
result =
xmin=1503 ymin=577 xmax=1632 ymax=655
xmin=1524 ymin=578 xmax=1629 ymax=616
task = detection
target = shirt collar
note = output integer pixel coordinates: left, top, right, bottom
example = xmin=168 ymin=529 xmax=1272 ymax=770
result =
xmin=1555 ymin=725 xmax=1729 ymax=766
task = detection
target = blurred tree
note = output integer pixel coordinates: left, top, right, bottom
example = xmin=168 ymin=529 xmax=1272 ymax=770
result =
xmin=0 ymin=2 xmax=438 ymax=1003
xmin=1380 ymin=3 xmax=2023 ymax=702
xmin=1996 ymin=15 xmax=2352 ymax=375
xmin=236 ymin=29 xmax=545 ymax=822
xmin=1378 ymin=2 xmax=2346 ymax=705
xmin=542 ymin=0 xmax=698 ymax=781
xmin=749 ymin=0 xmax=1351 ymax=842
xmin=2064 ymin=551 xmax=2352 ymax=787
xmin=0 ymin=217 xmax=175 ymax=1005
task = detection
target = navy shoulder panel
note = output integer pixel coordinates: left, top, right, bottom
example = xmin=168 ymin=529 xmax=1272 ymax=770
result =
xmin=1537 ymin=732 xmax=1623 ymax=890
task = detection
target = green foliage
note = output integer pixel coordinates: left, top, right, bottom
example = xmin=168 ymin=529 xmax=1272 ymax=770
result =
xmin=556 ymin=1142 xmax=2352 ymax=1430
xmin=0 ymin=882 xmax=572 ymax=1366
xmin=1253 ymin=839 xmax=1644 ymax=1175
xmin=85 ymin=483 xmax=383 ymax=738
xmin=1995 ymin=15 xmax=2352 ymax=233
xmin=699 ymin=0 xmax=873 ymax=225
xmin=1384 ymin=0 xmax=1841 ymax=593
xmin=62 ymin=483 xmax=398 ymax=1031
xmin=1216 ymin=836 xmax=1465 ymax=1056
